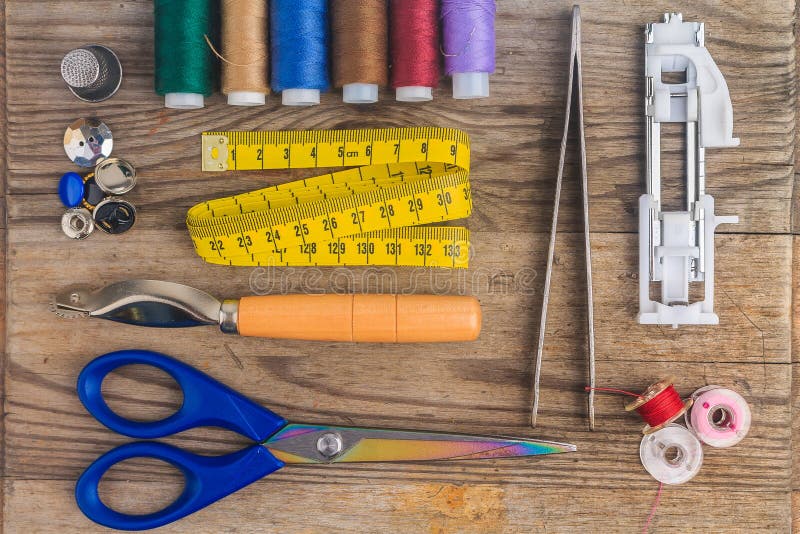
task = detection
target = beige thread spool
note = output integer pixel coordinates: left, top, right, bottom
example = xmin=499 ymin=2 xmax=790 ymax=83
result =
xmin=221 ymin=0 xmax=269 ymax=106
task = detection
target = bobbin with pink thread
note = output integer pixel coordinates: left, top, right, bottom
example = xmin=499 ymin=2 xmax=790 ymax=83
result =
xmin=684 ymin=386 xmax=751 ymax=448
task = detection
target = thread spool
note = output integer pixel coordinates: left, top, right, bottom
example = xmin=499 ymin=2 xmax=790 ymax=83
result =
xmin=441 ymin=0 xmax=496 ymax=99
xmin=685 ymin=386 xmax=751 ymax=448
xmin=640 ymin=424 xmax=704 ymax=485
xmin=154 ymin=0 xmax=216 ymax=109
xmin=390 ymin=0 xmax=440 ymax=102
xmin=271 ymin=0 xmax=330 ymax=106
xmin=625 ymin=378 xmax=693 ymax=435
xmin=221 ymin=0 xmax=269 ymax=106
xmin=332 ymin=0 xmax=389 ymax=104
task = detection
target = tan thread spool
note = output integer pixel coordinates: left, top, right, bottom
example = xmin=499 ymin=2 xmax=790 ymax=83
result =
xmin=331 ymin=0 xmax=389 ymax=103
xmin=221 ymin=0 xmax=269 ymax=106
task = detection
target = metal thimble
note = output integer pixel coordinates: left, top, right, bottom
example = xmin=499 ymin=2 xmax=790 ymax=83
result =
xmin=61 ymin=45 xmax=122 ymax=102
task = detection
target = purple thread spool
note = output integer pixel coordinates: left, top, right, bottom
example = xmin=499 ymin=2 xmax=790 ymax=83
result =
xmin=442 ymin=0 xmax=496 ymax=99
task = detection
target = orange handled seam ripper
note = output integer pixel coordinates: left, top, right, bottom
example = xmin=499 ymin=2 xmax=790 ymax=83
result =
xmin=52 ymin=280 xmax=481 ymax=343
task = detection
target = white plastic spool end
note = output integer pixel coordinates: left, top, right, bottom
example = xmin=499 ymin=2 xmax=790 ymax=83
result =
xmin=165 ymin=92 xmax=204 ymax=110
xmin=343 ymin=83 xmax=379 ymax=104
xmin=639 ymin=424 xmax=704 ymax=485
xmin=227 ymin=91 xmax=266 ymax=107
xmin=452 ymin=72 xmax=489 ymax=100
xmin=282 ymin=88 xmax=320 ymax=106
xmin=396 ymin=86 xmax=433 ymax=102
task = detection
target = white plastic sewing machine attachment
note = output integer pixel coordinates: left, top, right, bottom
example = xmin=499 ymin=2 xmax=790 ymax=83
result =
xmin=639 ymin=13 xmax=739 ymax=328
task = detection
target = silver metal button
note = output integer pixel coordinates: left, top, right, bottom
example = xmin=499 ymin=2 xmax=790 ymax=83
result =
xmin=94 ymin=158 xmax=136 ymax=195
xmin=62 ymin=208 xmax=95 ymax=239
xmin=64 ymin=118 xmax=113 ymax=168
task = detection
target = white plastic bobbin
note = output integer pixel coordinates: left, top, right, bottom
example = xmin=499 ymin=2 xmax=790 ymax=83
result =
xmin=452 ymin=72 xmax=489 ymax=100
xmin=640 ymin=424 xmax=703 ymax=485
xmin=165 ymin=92 xmax=204 ymax=110
xmin=685 ymin=386 xmax=751 ymax=448
xmin=282 ymin=88 xmax=320 ymax=107
xmin=227 ymin=91 xmax=266 ymax=107
xmin=396 ymin=86 xmax=433 ymax=103
xmin=343 ymin=83 xmax=378 ymax=104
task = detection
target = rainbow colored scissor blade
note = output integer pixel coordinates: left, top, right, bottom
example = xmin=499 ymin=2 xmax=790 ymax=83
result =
xmin=264 ymin=424 xmax=576 ymax=464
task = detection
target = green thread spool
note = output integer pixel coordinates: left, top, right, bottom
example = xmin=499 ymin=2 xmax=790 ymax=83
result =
xmin=154 ymin=0 xmax=216 ymax=109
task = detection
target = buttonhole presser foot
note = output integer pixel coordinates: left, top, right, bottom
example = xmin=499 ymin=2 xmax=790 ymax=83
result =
xmin=640 ymin=13 xmax=740 ymax=328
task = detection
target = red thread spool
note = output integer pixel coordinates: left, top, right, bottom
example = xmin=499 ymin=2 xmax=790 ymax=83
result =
xmin=625 ymin=377 xmax=693 ymax=435
xmin=390 ymin=0 xmax=441 ymax=101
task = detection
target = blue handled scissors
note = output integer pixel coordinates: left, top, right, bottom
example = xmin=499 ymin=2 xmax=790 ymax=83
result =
xmin=76 ymin=350 xmax=576 ymax=530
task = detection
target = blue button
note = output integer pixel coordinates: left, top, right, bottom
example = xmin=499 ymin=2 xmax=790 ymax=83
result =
xmin=58 ymin=172 xmax=85 ymax=208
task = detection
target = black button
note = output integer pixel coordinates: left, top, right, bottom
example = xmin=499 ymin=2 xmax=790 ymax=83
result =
xmin=82 ymin=177 xmax=106 ymax=207
xmin=93 ymin=199 xmax=136 ymax=234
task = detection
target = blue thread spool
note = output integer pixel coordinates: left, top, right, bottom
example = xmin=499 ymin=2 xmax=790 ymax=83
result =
xmin=270 ymin=0 xmax=330 ymax=106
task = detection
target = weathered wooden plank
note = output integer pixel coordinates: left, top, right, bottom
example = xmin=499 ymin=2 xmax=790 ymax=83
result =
xmin=792 ymin=238 xmax=800 ymax=532
xmin=3 ymin=480 xmax=791 ymax=533
xmin=0 ymin=1 xmax=8 ymax=531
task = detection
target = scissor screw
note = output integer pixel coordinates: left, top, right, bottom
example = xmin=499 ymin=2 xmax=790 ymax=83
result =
xmin=317 ymin=433 xmax=343 ymax=458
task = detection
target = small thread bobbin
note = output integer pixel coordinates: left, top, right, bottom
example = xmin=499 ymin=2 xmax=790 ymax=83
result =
xmin=685 ymin=386 xmax=751 ymax=448
xmin=639 ymin=423 xmax=704 ymax=485
xmin=625 ymin=377 xmax=693 ymax=435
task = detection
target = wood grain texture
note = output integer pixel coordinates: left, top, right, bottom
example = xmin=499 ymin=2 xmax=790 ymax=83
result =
xmin=2 ymin=0 xmax=797 ymax=532
xmin=0 ymin=0 xmax=6 ymax=531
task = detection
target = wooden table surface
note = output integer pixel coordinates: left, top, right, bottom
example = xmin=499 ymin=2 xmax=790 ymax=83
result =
xmin=1 ymin=1 xmax=797 ymax=532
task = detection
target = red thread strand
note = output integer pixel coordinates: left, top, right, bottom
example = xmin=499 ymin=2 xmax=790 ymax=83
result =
xmin=584 ymin=386 xmax=643 ymax=398
xmin=635 ymin=385 xmax=685 ymax=428
xmin=642 ymin=482 xmax=664 ymax=533
xmin=390 ymin=0 xmax=441 ymax=89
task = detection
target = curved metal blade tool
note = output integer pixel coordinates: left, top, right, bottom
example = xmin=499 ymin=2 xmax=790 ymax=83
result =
xmin=52 ymin=279 xmax=483 ymax=343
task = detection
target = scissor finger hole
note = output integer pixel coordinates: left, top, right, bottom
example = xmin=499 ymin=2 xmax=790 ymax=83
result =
xmin=97 ymin=457 xmax=185 ymax=515
xmin=101 ymin=365 xmax=184 ymax=422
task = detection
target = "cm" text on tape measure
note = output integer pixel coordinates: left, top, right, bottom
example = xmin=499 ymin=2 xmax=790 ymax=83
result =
xmin=188 ymin=127 xmax=472 ymax=268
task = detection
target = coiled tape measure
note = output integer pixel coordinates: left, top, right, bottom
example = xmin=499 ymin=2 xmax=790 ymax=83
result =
xmin=190 ymin=127 xmax=472 ymax=268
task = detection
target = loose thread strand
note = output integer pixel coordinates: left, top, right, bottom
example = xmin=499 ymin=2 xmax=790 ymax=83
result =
xmin=642 ymin=482 xmax=664 ymax=534
xmin=584 ymin=386 xmax=643 ymax=398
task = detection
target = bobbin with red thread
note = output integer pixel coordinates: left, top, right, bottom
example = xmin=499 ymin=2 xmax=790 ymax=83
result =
xmin=625 ymin=377 xmax=693 ymax=435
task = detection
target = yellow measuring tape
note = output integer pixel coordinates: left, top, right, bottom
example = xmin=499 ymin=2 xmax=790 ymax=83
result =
xmin=188 ymin=127 xmax=472 ymax=268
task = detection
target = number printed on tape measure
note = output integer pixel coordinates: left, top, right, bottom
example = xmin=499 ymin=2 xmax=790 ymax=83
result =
xmin=190 ymin=128 xmax=472 ymax=268
xmin=201 ymin=127 xmax=469 ymax=172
